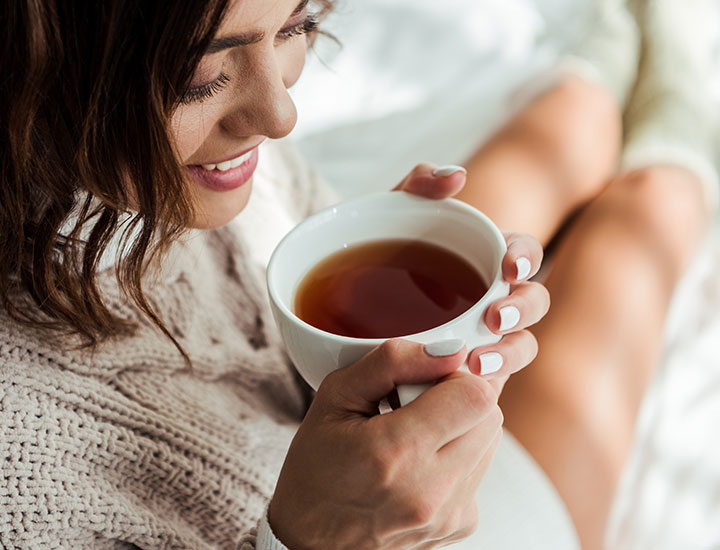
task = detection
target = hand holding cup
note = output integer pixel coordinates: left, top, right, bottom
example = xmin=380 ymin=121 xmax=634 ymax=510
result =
xmin=265 ymin=164 xmax=549 ymax=549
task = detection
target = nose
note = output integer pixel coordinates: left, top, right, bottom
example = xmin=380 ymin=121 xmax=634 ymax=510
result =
xmin=221 ymin=48 xmax=299 ymax=140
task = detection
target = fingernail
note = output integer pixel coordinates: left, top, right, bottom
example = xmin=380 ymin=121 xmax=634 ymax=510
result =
xmin=479 ymin=352 xmax=503 ymax=375
xmin=516 ymin=257 xmax=531 ymax=281
xmin=424 ymin=339 xmax=465 ymax=357
xmin=499 ymin=306 xmax=520 ymax=331
xmin=433 ymin=165 xmax=467 ymax=178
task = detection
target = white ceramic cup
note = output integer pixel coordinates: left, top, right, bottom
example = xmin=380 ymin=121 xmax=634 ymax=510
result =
xmin=267 ymin=191 xmax=510 ymax=405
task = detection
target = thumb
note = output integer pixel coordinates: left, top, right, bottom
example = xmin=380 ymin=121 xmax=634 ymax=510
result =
xmin=320 ymin=338 xmax=468 ymax=415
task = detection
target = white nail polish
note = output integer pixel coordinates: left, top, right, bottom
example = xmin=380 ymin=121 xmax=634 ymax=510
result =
xmin=516 ymin=257 xmax=531 ymax=281
xmin=424 ymin=339 xmax=465 ymax=357
xmin=433 ymin=165 xmax=467 ymax=178
xmin=480 ymin=352 xmax=503 ymax=375
xmin=499 ymin=306 xmax=520 ymax=332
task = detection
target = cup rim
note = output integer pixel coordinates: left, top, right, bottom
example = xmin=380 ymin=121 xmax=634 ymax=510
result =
xmin=267 ymin=191 xmax=508 ymax=344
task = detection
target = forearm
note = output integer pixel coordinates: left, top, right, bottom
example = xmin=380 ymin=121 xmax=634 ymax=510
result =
xmin=456 ymin=76 xmax=622 ymax=245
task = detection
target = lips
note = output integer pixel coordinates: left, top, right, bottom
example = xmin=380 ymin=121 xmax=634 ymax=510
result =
xmin=186 ymin=145 xmax=261 ymax=192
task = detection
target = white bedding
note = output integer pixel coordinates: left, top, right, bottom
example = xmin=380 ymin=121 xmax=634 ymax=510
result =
xmin=290 ymin=1 xmax=720 ymax=548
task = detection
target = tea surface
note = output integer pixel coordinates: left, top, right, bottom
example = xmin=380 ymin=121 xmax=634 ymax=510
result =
xmin=294 ymin=239 xmax=487 ymax=338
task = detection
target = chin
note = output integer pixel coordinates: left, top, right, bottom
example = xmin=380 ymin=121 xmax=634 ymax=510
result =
xmin=190 ymin=179 xmax=254 ymax=230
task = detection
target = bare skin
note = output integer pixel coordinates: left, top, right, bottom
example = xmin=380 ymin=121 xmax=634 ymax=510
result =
xmin=456 ymin=75 xmax=622 ymax=246
xmin=457 ymin=75 xmax=711 ymax=549
xmin=499 ymin=165 xmax=709 ymax=549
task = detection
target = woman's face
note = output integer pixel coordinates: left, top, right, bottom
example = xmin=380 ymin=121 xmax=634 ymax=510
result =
xmin=171 ymin=0 xmax=311 ymax=229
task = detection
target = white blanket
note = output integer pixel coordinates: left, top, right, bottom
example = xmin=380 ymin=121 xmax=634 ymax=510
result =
xmin=290 ymin=1 xmax=720 ymax=548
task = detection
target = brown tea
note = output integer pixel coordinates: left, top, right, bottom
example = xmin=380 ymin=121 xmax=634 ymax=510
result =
xmin=294 ymin=239 xmax=488 ymax=339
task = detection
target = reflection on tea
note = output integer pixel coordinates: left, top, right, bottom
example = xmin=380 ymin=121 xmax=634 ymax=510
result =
xmin=294 ymin=239 xmax=487 ymax=338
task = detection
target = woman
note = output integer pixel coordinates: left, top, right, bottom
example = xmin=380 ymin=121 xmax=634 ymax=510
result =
xmin=0 ymin=1 xmax=551 ymax=549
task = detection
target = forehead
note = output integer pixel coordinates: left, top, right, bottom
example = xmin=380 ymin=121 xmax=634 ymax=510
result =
xmin=219 ymin=0 xmax=304 ymax=31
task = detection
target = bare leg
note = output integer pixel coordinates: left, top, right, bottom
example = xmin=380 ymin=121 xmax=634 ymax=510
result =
xmin=499 ymin=166 xmax=710 ymax=550
xmin=456 ymin=76 xmax=622 ymax=246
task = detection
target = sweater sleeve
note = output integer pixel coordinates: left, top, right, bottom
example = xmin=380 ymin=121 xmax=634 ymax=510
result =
xmin=620 ymin=0 xmax=720 ymax=211
xmin=255 ymin=509 xmax=289 ymax=550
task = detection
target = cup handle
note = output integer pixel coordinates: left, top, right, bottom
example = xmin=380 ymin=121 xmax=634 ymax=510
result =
xmin=396 ymin=384 xmax=433 ymax=407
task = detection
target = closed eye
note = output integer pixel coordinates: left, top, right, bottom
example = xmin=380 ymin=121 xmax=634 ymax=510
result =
xmin=277 ymin=14 xmax=319 ymax=42
xmin=179 ymin=72 xmax=230 ymax=105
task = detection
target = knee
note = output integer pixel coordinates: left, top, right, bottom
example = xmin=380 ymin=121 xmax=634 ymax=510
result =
xmin=515 ymin=75 xmax=623 ymax=203
xmin=611 ymin=165 xmax=709 ymax=235
xmin=601 ymin=164 xmax=711 ymax=273
xmin=554 ymin=77 xmax=623 ymax=194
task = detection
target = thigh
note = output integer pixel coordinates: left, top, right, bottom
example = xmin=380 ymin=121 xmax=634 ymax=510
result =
xmin=499 ymin=165 xmax=711 ymax=550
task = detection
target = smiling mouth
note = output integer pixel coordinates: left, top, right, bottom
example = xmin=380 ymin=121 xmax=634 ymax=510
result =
xmin=200 ymin=149 xmax=255 ymax=172
xmin=186 ymin=145 xmax=260 ymax=193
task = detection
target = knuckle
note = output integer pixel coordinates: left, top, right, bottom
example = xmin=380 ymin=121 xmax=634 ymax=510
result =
xmin=415 ymin=162 xmax=434 ymax=175
xmin=318 ymin=368 xmax=342 ymax=392
xmin=510 ymin=330 xmax=537 ymax=366
xmin=407 ymin=496 xmax=437 ymax=527
xmin=540 ymin=286 xmax=551 ymax=313
xmin=487 ymin=404 xmax=504 ymax=431
xmin=316 ymin=370 xmax=348 ymax=405
xmin=515 ymin=282 xmax=549 ymax=321
xmin=441 ymin=509 xmax=463 ymax=539
xmin=532 ymin=239 xmax=544 ymax=264
xmin=460 ymin=377 xmax=497 ymax=415
xmin=528 ymin=281 xmax=551 ymax=310
xmin=460 ymin=505 xmax=480 ymax=539
xmin=375 ymin=338 xmax=405 ymax=366
xmin=524 ymin=331 xmax=539 ymax=363
xmin=440 ymin=505 xmax=478 ymax=543
xmin=365 ymin=435 xmax=404 ymax=487
xmin=499 ymin=331 xmax=536 ymax=373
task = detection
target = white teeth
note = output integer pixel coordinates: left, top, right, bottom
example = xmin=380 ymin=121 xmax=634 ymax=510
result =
xmin=201 ymin=150 xmax=254 ymax=172
xmin=230 ymin=150 xmax=253 ymax=168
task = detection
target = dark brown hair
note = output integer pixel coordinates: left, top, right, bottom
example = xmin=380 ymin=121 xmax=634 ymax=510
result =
xmin=0 ymin=1 xmax=333 ymax=357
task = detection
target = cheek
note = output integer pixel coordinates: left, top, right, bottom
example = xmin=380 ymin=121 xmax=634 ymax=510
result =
xmin=170 ymin=105 xmax=221 ymax=163
xmin=281 ymin=39 xmax=308 ymax=88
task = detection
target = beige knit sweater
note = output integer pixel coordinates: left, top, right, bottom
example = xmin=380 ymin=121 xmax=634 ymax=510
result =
xmin=0 ymin=140 xmax=332 ymax=549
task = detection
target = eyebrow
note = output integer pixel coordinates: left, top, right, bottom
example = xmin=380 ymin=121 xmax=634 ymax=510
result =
xmin=205 ymin=0 xmax=310 ymax=54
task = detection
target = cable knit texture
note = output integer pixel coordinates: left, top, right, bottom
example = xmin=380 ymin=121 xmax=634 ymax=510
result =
xmin=548 ymin=0 xmax=719 ymax=208
xmin=0 ymin=140 xmax=332 ymax=549
xmin=621 ymin=0 xmax=720 ymax=208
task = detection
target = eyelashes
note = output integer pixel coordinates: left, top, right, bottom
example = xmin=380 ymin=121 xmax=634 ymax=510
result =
xmin=277 ymin=13 xmax=319 ymax=40
xmin=179 ymin=72 xmax=231 ymax=105
xmin=179 ymin=14 xmax=319 ymax=105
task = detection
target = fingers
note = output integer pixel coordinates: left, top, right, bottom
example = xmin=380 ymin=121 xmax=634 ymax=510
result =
xmin=467 ymin=330 xmax=539 ymax=379
xmin=322 ymin=339 xmax=468 ymax=415
xmin=388 ymin=371 xmax=500 ymax=448
xmin=502 ymin=232 xmax=544 ymax=283
xmin=437 ymin=404 xmax=504 ymax=472
xmin=393 ymin=163 xmax=467 ymax=199
xmin=484 ymin=281 xmax=550 ymax=335
xmin=425 ymin=429 xmax=503 ymax=549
